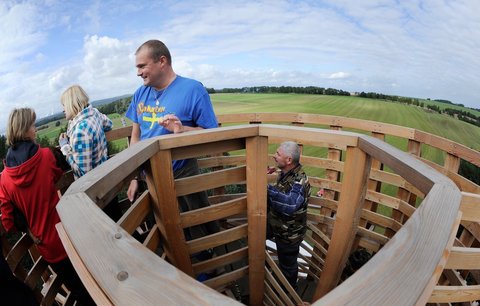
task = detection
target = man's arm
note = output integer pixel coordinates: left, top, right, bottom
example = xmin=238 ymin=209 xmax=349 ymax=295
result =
xmin=267 ymin=182 xmax=305 ymax=215
xmin=130 ymin=123 xmax=141 ymax=145
xmin=127 ymin=123 xmax=142 ymax=201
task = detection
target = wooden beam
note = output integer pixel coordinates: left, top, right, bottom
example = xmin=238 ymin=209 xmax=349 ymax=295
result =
xmin=117 ymin=191 xmax=151 ymax=234
xmin=147 ymin=149 xmax=192 ymax=275
xmin=187 ymin=224 xmax=248 ymax=254
xmin=192 ymin=246 xmax=248 ymax=274
xmin=314 ymin=146 xmax=371 ymax=299
xmin=245 ymin=136 xmax=268 ymax=306
xmin=56 ymin=223 xmax=112 ymax=306
xmin=175 ymin=166 xmax=246 ymax=197
xmin=181 ymin=196 xmax=247 ymax=228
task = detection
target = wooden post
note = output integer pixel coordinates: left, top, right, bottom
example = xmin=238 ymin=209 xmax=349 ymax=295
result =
xmin=313 ymin=146 xmax=372 ymax=300
xmin=406 ymin=139 xmax=421 ymax=207
xmin=246 ymin=136 xmax=268 ymax=306
xmin=444 ymin=153 xmax=461 ymax=174
xmin=360 ymin=132 xmax=384 ymax=230
xmin=146 ymin=150 xmax=193 ymax=276
xmin=308 ymin=126 xmax=342 ymax=277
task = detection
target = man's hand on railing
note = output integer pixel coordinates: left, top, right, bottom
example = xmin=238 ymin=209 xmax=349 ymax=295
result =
xmin=127 ymin=179 xmax=139 ymax=202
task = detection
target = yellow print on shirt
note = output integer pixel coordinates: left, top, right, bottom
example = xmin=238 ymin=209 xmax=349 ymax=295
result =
xmin=137 ymin=102 xmax=165 ymax=114
xmin=137 ymin=102 xmax=166 ymax=129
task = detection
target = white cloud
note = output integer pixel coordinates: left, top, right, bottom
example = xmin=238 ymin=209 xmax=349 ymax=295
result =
xmin=329 ymin=72 xmax=351 ymax=79
xmin=78 ymin=35 xmax=138 ymax=99
xmin=0 ymin=0 xmax=480 ymax=131
xmin=0 ymin=2 xmax=46 ymax=72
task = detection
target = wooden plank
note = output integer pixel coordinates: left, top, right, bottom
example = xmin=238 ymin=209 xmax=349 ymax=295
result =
xmin=42 ymin=273 xmax=64 ymax=306
xmin=265 ymin=251 xmax=303 ymax=305
xmin=308 ymin=177 xmax=342 ymax=192
xmin=314 ymin=146 xmax=371 ymax=299
xmin=64 ymin=137 xmax=159 ymax=198
xmin=57 ymin=193 xmax=241 ymax=305
xmin=446 ymin=247 xmax=480 ymax=269
xmin=198 ymin=155 xmax=246 ymax=168
xmin=429 ymin=285 xmax=480 ymax=303
xmin=459 ymin=192 xmax=480 ymax=222
xmin=171 ymin=138 xmax=245 ymax=161
xmin=264 ymin=267 xmax=295 ymax=306
xmin=181 ymin=196 xmax=247 ymax=228
xmin=175 ymin=166 xmax=246 ymax=197
xmin=245 ymin=136 xmax=268 ymax=306
xmin=203 ymin=266 xmax=249 ymax=289
xmin=358 ymin=135 xmax=439 ymax=194
xmin=357 ymin=237 xmax=380 ymax=253
xmin=357 ymin=226 xmax=389 ymax=246
xmin=316 ymin=182 xmax=461 ymax=305
xmin=146 ymin=149 xmax=192 ymax=274
xmin=221 ymin=112 xmax=416 ymax=139
xmin=264 ymin=281 xmax=285 ymax=306
xmin=192 ymin=246 xmax=248 ymax=274
xmin=187 ymin=224 xmax=248 ymax=254
xmin=142 ymin=224 xmax=160 ymax=252
xmin=414 ymin=130 xmax=480 ymax=168
xmin=259 ymin=124 xmax=358 ymax=150
xmin=216 ymin=113 xmax=258 ymax=124
xmin=6 ymin=233 xmax=33 ymax=273
xmin=157 ymin=125 xmax=259 ymax=151
xmin=298 ymin=251 xmax=321 ymax=281
xmin=117 ymin=191 xmax=151 ymax=234
xmin=307 ymin=125 xmax=344 ymax=279
xmin=370 ymin=168 xmax=424 ymax=197
xmin=418 ymin=211 xmax=461 ymax=305
xmin=24 ymin=256 xmax=48 ymax=289
xmin=105 ymin=126 xmax=132 ymax=142
xmin=300 ymin=155 xmax=344 ymax=172
xmin=361 ymin=132 xmax=384 ymax=229
xmin=444 ymin=153 xmax=461 ymax=173
xmin=301 ymin=237 xmax=326 ymax=266
xmin=56 ymin=223 xmax=112 ymax=306
xmin=361 ymin=209 xmax=402 ymax=233
xmin=419 ymin=157 xmax=480 ymax=194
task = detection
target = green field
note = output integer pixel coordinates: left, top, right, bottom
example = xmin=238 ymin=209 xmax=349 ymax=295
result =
xmin=212 ymin=93 xmax=480 ymax=163
xmin=39 ymin=93 xmax=480 ymax=163
xmin=37 ymin=93 xmax=479 ymax=219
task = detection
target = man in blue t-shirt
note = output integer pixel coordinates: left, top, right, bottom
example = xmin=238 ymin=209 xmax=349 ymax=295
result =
xmin=125 ymin=40 xmax=220 ymax=247
xmin=126 ymin=40 xmax=218 ymax=199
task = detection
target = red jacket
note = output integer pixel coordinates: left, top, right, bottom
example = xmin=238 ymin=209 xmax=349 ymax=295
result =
xmin=0 ymin=146 xmax=66 ymax=263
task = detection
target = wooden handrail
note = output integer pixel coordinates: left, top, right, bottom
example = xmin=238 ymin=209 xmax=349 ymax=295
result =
xmin=57 ymin=124 xmax=462 ymax=305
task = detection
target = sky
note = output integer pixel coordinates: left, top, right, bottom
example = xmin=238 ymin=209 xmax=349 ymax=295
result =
xmin=1 ymin=0 xmax=479 ymax=130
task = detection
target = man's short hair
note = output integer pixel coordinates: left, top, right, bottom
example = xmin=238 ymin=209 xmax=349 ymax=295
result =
xmin=6 ymin=108 xmax=36 ymax=147
xmin=136 ymin=40 xmax=172 ymax=65
xmin=279 ymin=141 xmax=301 ymax=165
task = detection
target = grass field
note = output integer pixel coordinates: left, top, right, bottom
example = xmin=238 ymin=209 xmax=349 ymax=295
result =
xmin=37 ymin=93 xmax=479 ymax=219
xmin=212 ymin=93 xmax=480 ymax=163
xmin=38 ymin=93 xmax=480 ymax=163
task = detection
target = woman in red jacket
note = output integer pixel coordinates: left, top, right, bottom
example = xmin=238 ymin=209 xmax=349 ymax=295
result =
xmin=0 ymin=108 xmax=94 ymax=305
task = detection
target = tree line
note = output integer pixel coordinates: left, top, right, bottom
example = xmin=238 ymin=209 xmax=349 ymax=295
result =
xmin=206 ymin=86 xmax=351 ymax=96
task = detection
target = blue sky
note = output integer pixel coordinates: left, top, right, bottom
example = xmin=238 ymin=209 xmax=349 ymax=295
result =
xmin=1 ymin=0 xmax=479 ymax=130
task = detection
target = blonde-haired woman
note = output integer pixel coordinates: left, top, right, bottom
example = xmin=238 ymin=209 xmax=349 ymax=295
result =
xmin=0 ymin=108 xmax=94 ymax=305
xmin=58 ymin=85 xmax=121 ymax=221
xmin=58 ymin=85 xmax=113 ymax=179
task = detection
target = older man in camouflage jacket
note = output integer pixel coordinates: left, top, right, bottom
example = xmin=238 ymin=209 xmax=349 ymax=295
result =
xmin=267 ymin=141 xmax=310 ymax=288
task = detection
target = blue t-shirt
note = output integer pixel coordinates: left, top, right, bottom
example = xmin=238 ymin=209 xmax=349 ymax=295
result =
xmin=126 ymin=75 xmax=218 ymax=171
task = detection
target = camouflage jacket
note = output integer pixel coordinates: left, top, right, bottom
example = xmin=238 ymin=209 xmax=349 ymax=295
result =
xmin=267 ymin=164 xmax=310 ymax=244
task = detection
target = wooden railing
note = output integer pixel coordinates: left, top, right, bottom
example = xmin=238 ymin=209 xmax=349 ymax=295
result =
xmin=53 ymin=120 xmax=465 ymax=305
xmin=3 ymin=112 xmax=479 ymax=305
